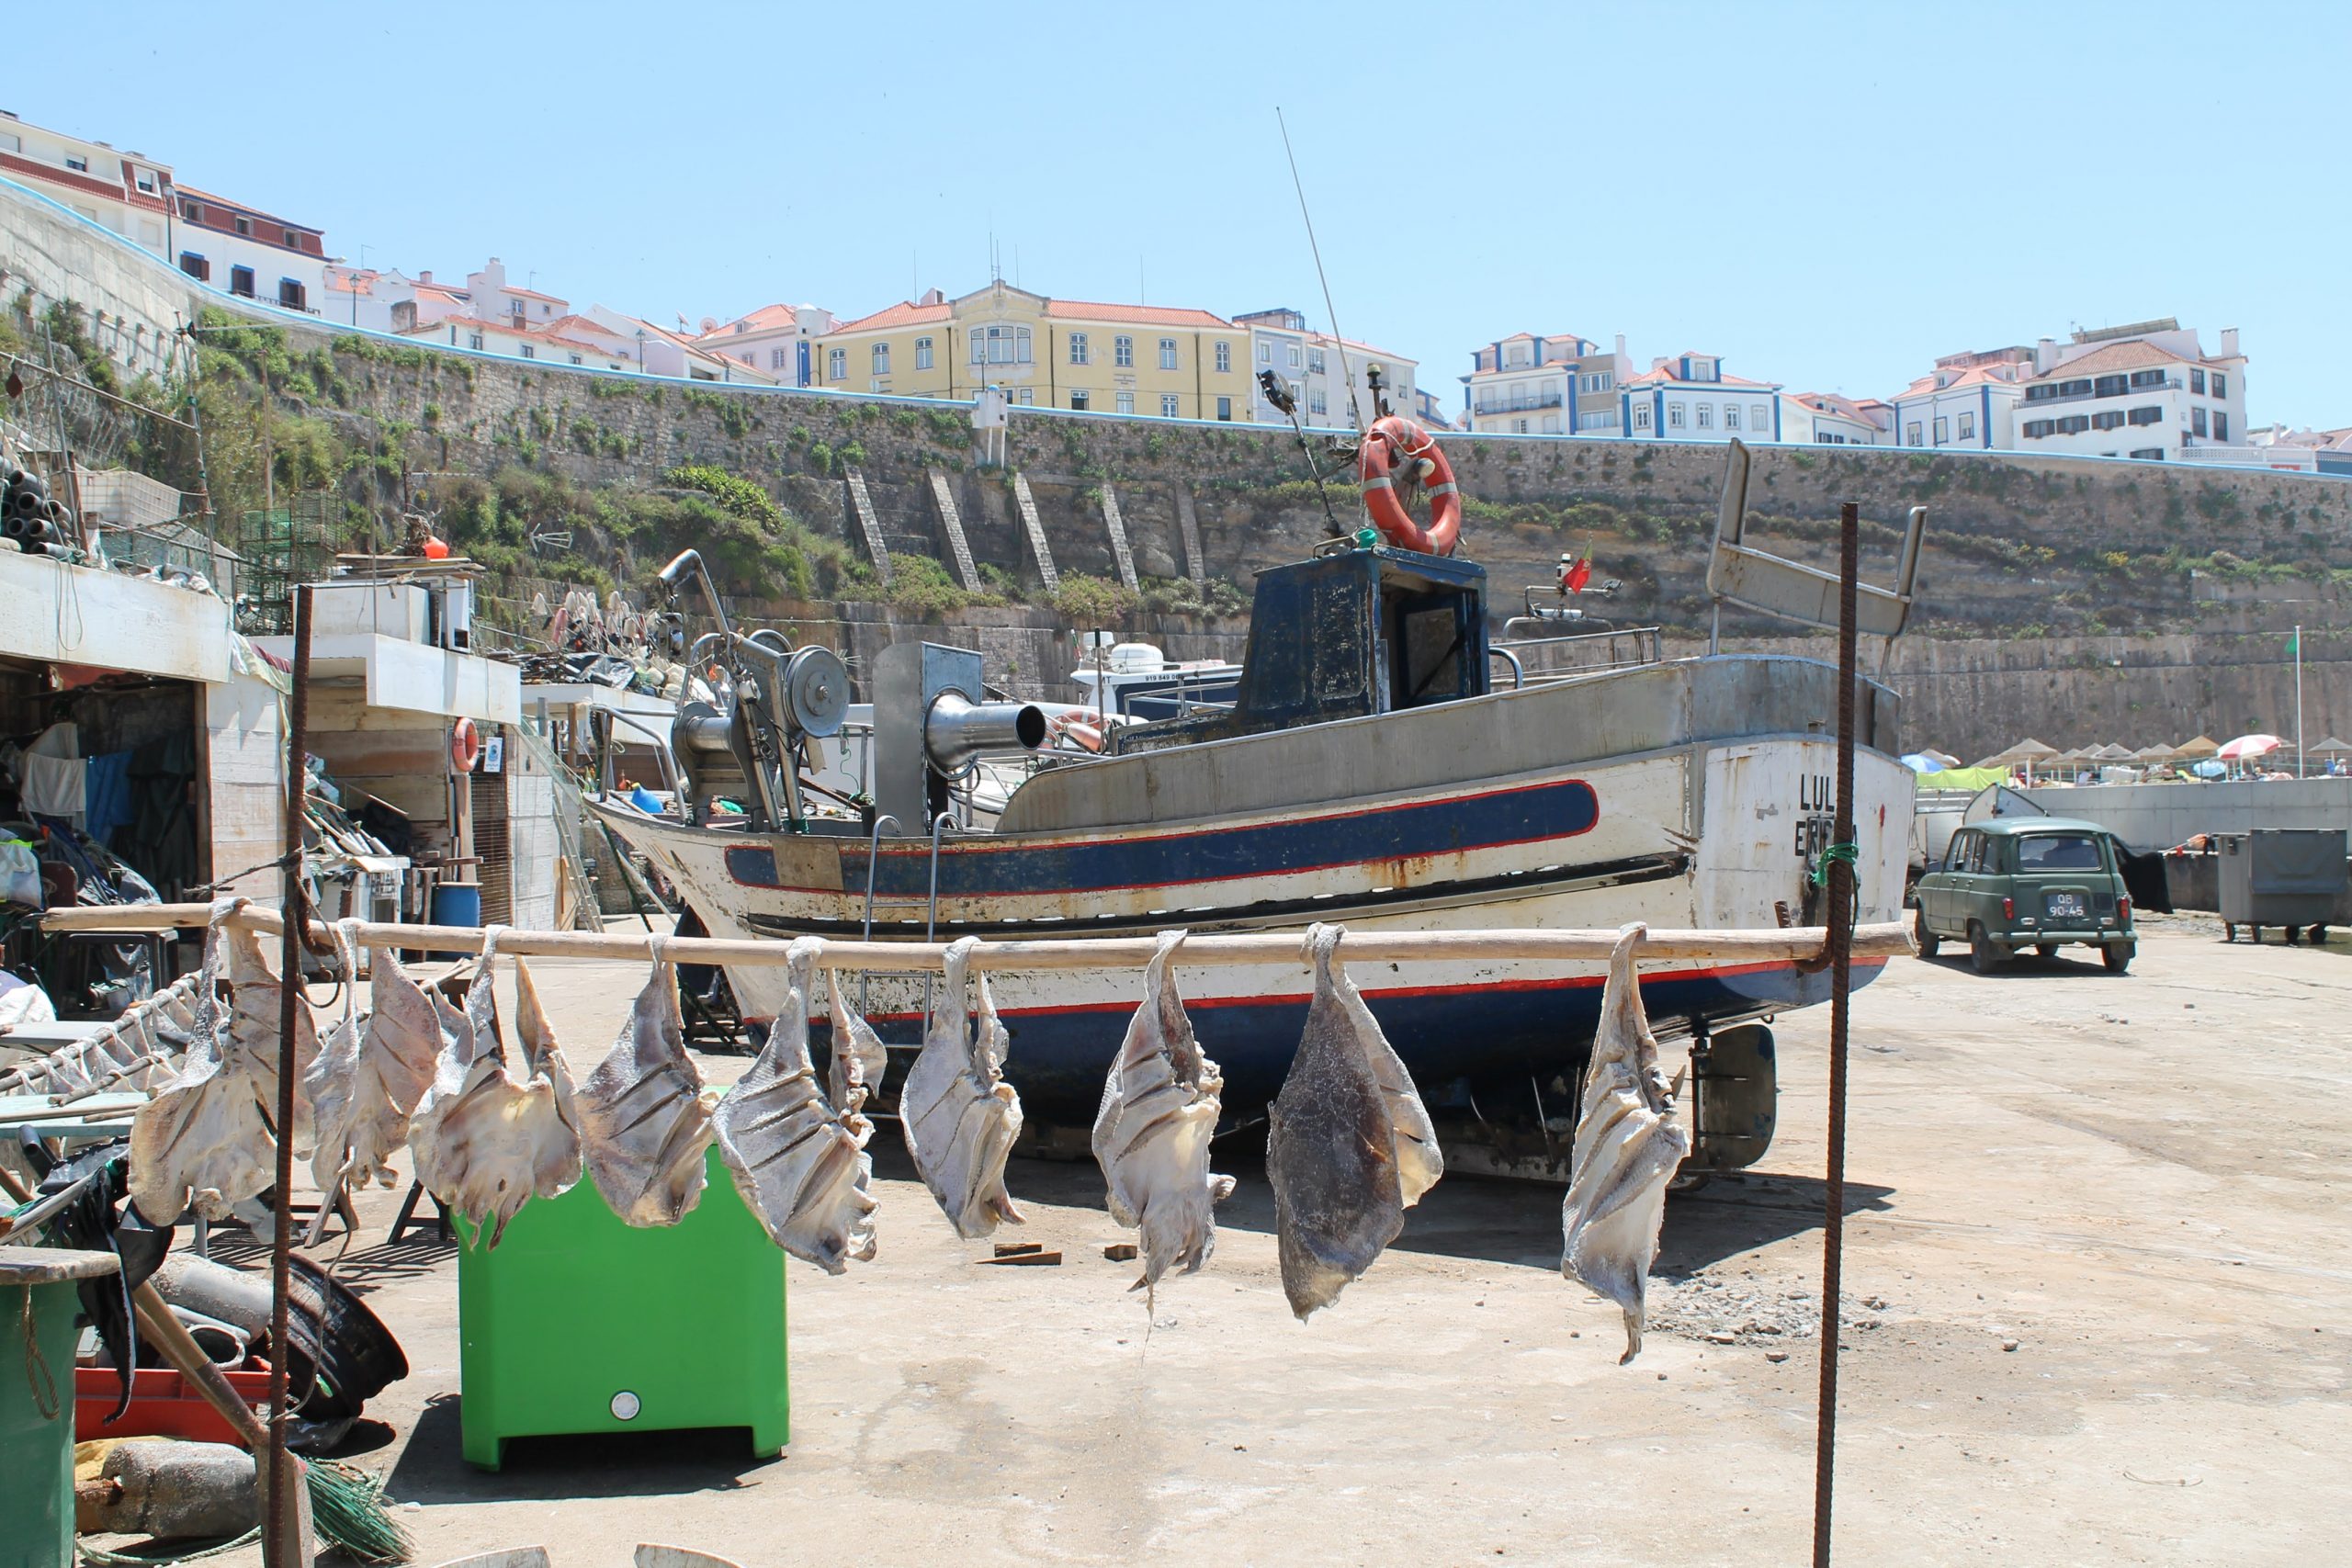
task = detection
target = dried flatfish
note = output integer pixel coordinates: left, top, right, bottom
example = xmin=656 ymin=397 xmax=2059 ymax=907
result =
xmin=305 ymin=922 xmax=446 ymax=1245
xmin=823 ymin=966 xmax=888 ymax=1114
xmin=900 ymin=937 xmax=1023 ymax=1239
xmin=712 ymin=939 xmax=876 ymax=1271
xmin=218 ymin=914 xmax=318 ymax=1153
xmin=127 ymin=899 xmax=276 ymax=1225
xmin=1561 ymin=923 xmax=1691 ymax=1364
xmin=579 ymin=936 xmax=714 ymax=1226
xmin=407 ymin=926 xmax=584 ymax=1247
xmin=1265 ymin=923 xmax=1442 ymax=1319
xmin=1092 ymin=931 xmax=1232 ymax=1301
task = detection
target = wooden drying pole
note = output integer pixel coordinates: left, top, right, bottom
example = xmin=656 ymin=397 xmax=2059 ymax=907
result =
xmin=266 ymin=584 xmax=312 ymax=1568
xmin=43 ymin=903 xmax=1918 ymax=971
xmin=1813 ymin=502 xmax=1862 ymax=1567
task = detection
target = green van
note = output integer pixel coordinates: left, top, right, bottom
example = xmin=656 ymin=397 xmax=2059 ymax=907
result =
xmin=1914 ymin=818 xmax=2137 ymax=975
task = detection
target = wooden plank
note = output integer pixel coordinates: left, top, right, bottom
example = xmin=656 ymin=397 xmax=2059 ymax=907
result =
xmin=41 ymin=903 xmax=1919 ymax=969
xmin=1099 ymin=483 xmax=1139 ymax=592
xmin=843 ymin=468 xmax=893 ymax=584
xmin=1173 ymin=483 xmax=1206 ymax=588
xmin=928 ymin=470 xmax=981 ymax=591
xmin=1011 ymin=472 xmax=1059 ymax=592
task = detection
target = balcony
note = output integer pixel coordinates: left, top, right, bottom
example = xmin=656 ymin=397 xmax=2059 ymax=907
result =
xmin=1473 ymin=390 xmax=1565 ymax=416
xmin=2022 ymin=376 xmax=2181 ymax=407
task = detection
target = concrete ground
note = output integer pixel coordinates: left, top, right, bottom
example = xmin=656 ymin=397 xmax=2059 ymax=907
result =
xmin=142 ymin=920 xmax=2350 ymax=1565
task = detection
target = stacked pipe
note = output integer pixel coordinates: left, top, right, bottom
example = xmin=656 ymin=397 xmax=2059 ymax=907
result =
xmin=3 ymin=464 xmax=73 ymax=553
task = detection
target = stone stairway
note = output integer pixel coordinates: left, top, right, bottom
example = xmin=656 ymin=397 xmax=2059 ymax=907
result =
xmin=1173 ymin=483 xmax=1206 ymax=588
xmin=928 ymin=469 xmax=981 ymax=591
xmin=1098 ymin=482 xmax=1139 ymax=592
xmin=1010 ymin=471 xmax=1060 ymax=593
xmin=843 ymin=468 xmax=892 ymax=584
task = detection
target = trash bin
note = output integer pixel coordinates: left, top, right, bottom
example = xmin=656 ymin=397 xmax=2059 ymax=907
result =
xmin=2217 ymin=829 xmax=2349 ymax=942
xmin=2 ymin=1248 xmax=122 ymax=1568
xmin=453 ymin=1146 xmax=786 ymax=1471
xmin=424 ymin=882 xmax=483 ymax=958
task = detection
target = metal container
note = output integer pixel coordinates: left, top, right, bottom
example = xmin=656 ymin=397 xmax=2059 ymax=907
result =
xmin=2217 ymin=829 xmax=2348 ymax=936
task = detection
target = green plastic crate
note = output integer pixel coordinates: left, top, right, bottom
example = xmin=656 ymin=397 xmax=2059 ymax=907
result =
xmin=454 ymin=1146 xmax=787 ymax=1471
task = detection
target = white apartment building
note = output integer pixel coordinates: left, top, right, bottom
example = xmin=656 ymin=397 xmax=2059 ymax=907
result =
xmin=401 ymin=314 xmax=632 ymax=371
xmin=1618 ymin=353 xmax=1782 ymax=443
xmin=2013 ymin=320 xmax=2246 ymax=461
xmin=0 ymin=110 xmax=173 ymax=253
xmin=1462 ymin=332 xmax=1631 ymax=436
xmin=172 ymin=187 xmax=332 ymax=314
xmin=580 ymin=304 xmax=775 ymax=382
xmin=1781 ymin=391 xmax=1890 ymax=446
xmin=695 ymin=302 xmax=842 ymax=388
xmin=1236 ymin=308 xmax=1418 ymax=429
xmin=466 ymin=258 xmax=568 ymax=331
xmin=1883 ymin=345 xmax=2034 ymax=450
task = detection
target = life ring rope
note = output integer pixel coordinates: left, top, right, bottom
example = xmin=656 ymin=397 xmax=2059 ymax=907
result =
xmin=1357 ymin=415 xmax=1461 ymax=555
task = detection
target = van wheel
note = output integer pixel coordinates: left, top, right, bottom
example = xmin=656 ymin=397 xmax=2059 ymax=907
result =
xmin=1969 ymin=923 xmax=2006 ymax=975
xmin=1914 ymin=906 xmax=1939 ymax=960
xmin=2035 ymin=942 xmax=2060 ymax=958
xmin=2103 ymin=941 xmax=2135 ymax=975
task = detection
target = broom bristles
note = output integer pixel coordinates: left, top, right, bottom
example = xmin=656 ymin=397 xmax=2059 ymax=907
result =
xmin=306 ymin=1459 xmax=413 ymax=1563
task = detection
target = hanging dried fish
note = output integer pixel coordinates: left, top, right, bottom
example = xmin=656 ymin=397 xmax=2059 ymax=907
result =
xmin=1092 ymin=930 xmax=1233 ymax=1302
xmin=578 ymin=936 xmax=715 ymax=1226
xmin=900 ymin=936 xmax=1023 ymax=1239
xmin=1265 ymin=923 xmax=1443 ymax=1319
xmin=712 ymin=939 xmax=877 ymax=1272
xmin=304 ymin=921 xmax=447 ymax=1245
xmin=407 ymin=926 xmax=584 ymax=1247
xmin=1561 ymin=923 xmax=1691 ymax=1364
xmin=218 ymin=913 xmax=318 ymax=1153
xmin=823 ymin=966 xmax=888 ymax=1114
xmin=127 ymin=899 xmax=276 ymax=1225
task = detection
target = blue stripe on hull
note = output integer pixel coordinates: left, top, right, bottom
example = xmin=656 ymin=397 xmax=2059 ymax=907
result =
xmin=725 ymin=778 xmax=1600 ymax=897
xmin=818 ymin=961 xmax=1875 ymax=1123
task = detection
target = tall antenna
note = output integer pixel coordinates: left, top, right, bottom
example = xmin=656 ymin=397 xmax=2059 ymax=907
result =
xmin=1277 ymin=107 xmax=1363 ymax=434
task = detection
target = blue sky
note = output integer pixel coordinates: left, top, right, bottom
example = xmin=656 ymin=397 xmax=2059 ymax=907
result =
xmin=22 ymin=2 xmax=2346 ymax=425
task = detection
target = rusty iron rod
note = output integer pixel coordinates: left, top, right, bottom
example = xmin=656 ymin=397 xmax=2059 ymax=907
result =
xmin=264 ymin=583 xmax=311 ymax=1568
xmin=1813 ymin=502 xmax=1861 ymax=1566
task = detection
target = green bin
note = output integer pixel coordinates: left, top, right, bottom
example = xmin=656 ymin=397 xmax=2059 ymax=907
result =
xmin=454 ymin=1147 xmax=786 ymax=1471
xmin=2 ymin=1248 xmax=121 ymax=1568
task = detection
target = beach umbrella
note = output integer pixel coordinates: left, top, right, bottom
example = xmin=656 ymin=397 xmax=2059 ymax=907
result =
xmin=2175 ymin=735 xmax=2222 ymax=759
xmin=1900 ymin=753 xmax=1945 ymax=773
xmin=2132 ymin=742 xmax=2177 ymax=761
xmin=2191 ymin=760 xmax=2228 ymax=779
xmin=2097 ymin=743 xmax=2137 ymax=761
xmin=1974 ymin=738 xmax=2059 ymax=769
xmin=2217 ymin=733 xmax=2284 ymax=761
xmin=1919 ymin=748 xmax=1962 ymax=769
xmin=2312 ymin=737 xmax=2352 ymax=756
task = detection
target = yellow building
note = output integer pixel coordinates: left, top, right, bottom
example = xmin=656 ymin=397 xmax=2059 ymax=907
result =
xmin=813 ymin=281 xmax=1253 ymax=421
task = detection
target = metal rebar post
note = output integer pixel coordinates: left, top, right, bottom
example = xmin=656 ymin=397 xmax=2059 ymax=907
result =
xmin=266 ymin=583 xmax=312 ymax=1568
xmin=1812 ymin=501 xmax=1860 ymax=1567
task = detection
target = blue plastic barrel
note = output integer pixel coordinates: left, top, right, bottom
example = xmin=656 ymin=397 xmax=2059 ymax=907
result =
xmin=425 ymin=882 xmax=483 ymax=957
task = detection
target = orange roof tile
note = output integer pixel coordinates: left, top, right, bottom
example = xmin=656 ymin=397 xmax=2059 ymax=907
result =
xmin=2030 ymin=340 xmax=2193 ymax=380
xmin=503 ymin=285 xmax=565 ymax=303
xmin=697 ymin=303 xmax=808 ymax=339
xmin=828 ymin=299 xmax=954 ymax=334
xmin=1044 ymin=299 xmax=1234 ymax=329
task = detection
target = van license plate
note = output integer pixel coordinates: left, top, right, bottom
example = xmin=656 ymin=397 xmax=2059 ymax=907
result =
xmin=2046 ymin=892 xmax=2086 ymax=919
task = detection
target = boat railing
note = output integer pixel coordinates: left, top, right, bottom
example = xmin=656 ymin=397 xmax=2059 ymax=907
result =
xmin=1495 ymin=624 xmax=1666 ymax=681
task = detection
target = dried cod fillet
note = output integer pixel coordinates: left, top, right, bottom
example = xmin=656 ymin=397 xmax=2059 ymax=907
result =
xmin=407 ymin=926 xmax=584 ymax=1247
xmin=900 ymin=936 xmax=1023 ymax=1239
xmin=712 ymin=939 xmax=877 ymax=1272
xmin=1561 ymin=923 xmax=1691 ymax=1364
xmin=1092 ymin=931 xmax=1233 ymax=1301
xmin=127 ymin=899 xmax=277 ymax=1225
xmin=1265 ymin=923 xmax=1443 ymax=1319
xmin=579 ymin=938 xmax=715 ymax=1226
xmin=305 ymin=922 xmax=446 ymax=1245
xmin=823 ymin=966 xmax=888 ymax=1114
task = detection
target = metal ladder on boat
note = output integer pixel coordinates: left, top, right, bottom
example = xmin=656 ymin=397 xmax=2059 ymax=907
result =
xmin=927 ymin=468 xmax=982 ymax=591
xmin=844 ymin=468 xmax=893 ymax=584
xmin=1099 ymin=483 xmax=1139 ymax=592
xmin=1011 ymin=471 xmax=1060 ymax=592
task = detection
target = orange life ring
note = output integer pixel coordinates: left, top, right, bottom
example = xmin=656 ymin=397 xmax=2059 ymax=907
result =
xmin=1358 ymin=415 xmax=1461 ymax=556
xmin=449 ymin=717 xmax=481 ymax=774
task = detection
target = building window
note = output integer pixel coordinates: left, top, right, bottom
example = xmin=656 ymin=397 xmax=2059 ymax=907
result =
xmin=570 ymin=354 xmax=583 ymax=365
xmin=2058 ymin=414 xmax=2089 ymax=434
xmin=133 ymin=168 xmax=156 ymax=193
xmin=64 ymin=155 xmax=88 ymax=172
xmin=1668 ymin=402 xmax=1687 ymax=429
xmin=1724 ymin=404 xmax=1741 ymax=430
xmin=1216 ymin=396 xmax=1232 ymax=421
xmin=1068 ymin=332 xmax=1091 ymax=367
xmin=2023 ymin=419 xmax=2053 ymax=438
xmin=1115 ymin=390 xmax=1135 ymax=414
xmin=972 ymin=324 xmax=1032 ymax=366
xmin=2092 ymin=410 xmax=2125 ymax=431
xmin=1307 ymin=347 xmax=1325 ymax=374
xmin=2129 ymin=369 xmax=2167 ymax=389
xmin=1310 ymin=391 xmax=1328 ymax=416
xmin=178 ymin=252 xmax=209 ymax=281
xmin=1905 ymin=421 xmax=1923 ymax=446
xmin=1258 ymin=341 xmax=1272 ymax=364
xmin=1933 ymin=416 xmax=1950 ymax=444
xmin=1695 ymin=403 xmax=1713 ymax=429
xmin=229 ymin=265 xmax=254 ymax=298
xmin=828 ymin=347 xmax=846 ymax=380
xmin=2214 ymin=412 xmax=2229 ymax=441
xmin=180 ymin=200 xmax=201 ymax=221
xmin=1015 ymin=388 xmax=1033 ymax=404
xmin=233 ymin=216 xmax=251 ymax=235
xmin=1634 ymin=402 xmax=1653 ymax=431
xmin=1542 ymin=414 xmax=1561 ymax=434
xmin=1958 ymin=411 xmax=1976 ymax=440
xmin=1216 ymin=342 xmax=1232 ymax=374
xmin=468 ymin=333 xmax=485 ymax=350
xmin=1070 ymin=389 xmax=1090 ymax=411
xmin=1161 ymin=394 xmax=1180 ymax=418
xmin=770 ymin=347 xmax=787 ymax=369
xmin=2131 ymin=447 xmax=2164 ymax=459
xmin=2191 ymin=407 xmax=2208 ymax=437
xmin=1512 ymin=418 xmax=1529 ymax=434
xmin=914 ymin=336 xmax=933 ymax=370
xmin=281 ymin=228 xmax=300 ymax=247
xmin=2211 ymin=373 xmax=2227 ymax=400
xmin=520 ymin=344 xmax=536 ymax=359
xmin=2189 ymin=368 xmax=2206 ymax=394
xmin=1159 ymin=338 xmax=1178 ymax=370
xmin=2093 ymin=375 xmax=2127 ymax=399
xmin=277 ymin=278 xmax=306 ymax=310
xmin=2127 ymin=405 xmax=2162 ymax=425
xmin=1114 ymin=334 xmax=1134 ymax=367
xmin=872 ymin=342 xmax=890 ymax=374
xmin=1286 ymin=344 xmax=1301 ymax=368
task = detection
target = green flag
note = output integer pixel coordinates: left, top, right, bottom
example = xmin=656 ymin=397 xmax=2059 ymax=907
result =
xmin=2289 ymin=629 xmax=2301 ymax=656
